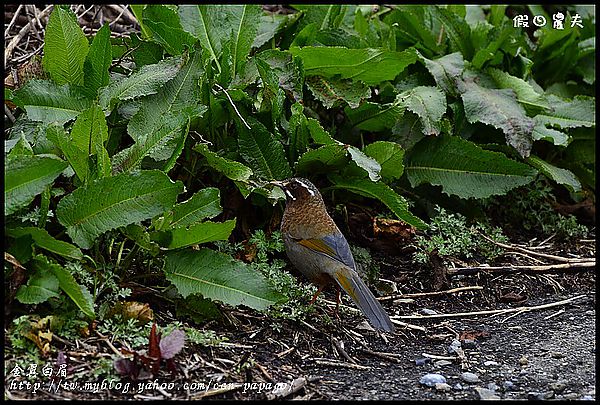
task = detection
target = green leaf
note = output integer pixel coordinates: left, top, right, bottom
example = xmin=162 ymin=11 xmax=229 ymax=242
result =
xmin=16 ymin=268 xmax=60 ymax=305
xmin=254 ymin=49 xmax=304 ymax=102
xmin=5 ymin=156 xmax=67 ymax=216
xmin=364 ymin=141 xmax=405 ymax=180
xmin=229 ymin=5 xmax=262 ymax=77
xmin=6 ymin=227 xmax=84 ymax=260
xmin=296 ymin=144 xmax=348 ymax=175
xmin=153 ymin=219 xmax=236 ymax=249
xmin=237 ymin=117 xmax=292 ymax=180
xmin=7 ymin=132 xmax=34 ymax=159
xmin=306 ymin=76 xmax=371 ymax=109
xmin=431 ymin=6 xmax=474 ymax=60
xmin=329 ymin=176 xmax=427 ymax=229
xmin=121 ymin=224 xmax=161 ymax=256
xmin=42 ymin=6 xmax=89 ymax=86
xmin=534 ymin=95 xmax=595 ymax=130
xmin=487 ymin=68 xmax=551 ymax=113
xmin=397 ymin=86 xmax=447 ymax=136
xmin=405 ymin=135 xmax=537 ymax=199
xmin=345 ymin=101 xmax=404 ymax=132
xmin=307 ymin=118 xmax=336 ymax=145
xmin=459 ymin=77 xmax=535 ymax=158
xmin=40 ymin=255 xmax=95 ymax=318
xmin=193 ymin=143 xmax=253 ymax=182
xmin=56 ymin=170 xmax=184 ymax=249
xmin=287 ymin=103 xmax=310 ymax=164
xmin=253 ymin=13 xmax=289 ymax=48
xmin=99 ymin=56 xmax=183 ymax=111
xmin=142 ymin=5 xmax=197 ymax=56
xmin=170 ymin=188 xmax=223 ymax=229
xmin=130 ymin=5 xmax=152 ymax=39
xmin=70 ymin=104 xmax=111 ymax=181
xmin=418 ymin=52 xmax=465 ymax=97
xmin=164 ymin=248 xmax=286 ymax=310
xmin=531 ymin=119 xmax=570 ymax=146
xmin=289 ymin=46 xmax=418 ymax=85
xmin=526 ymin=156 xmax=581 ymax=193
xmin=83 ymin=24 xmax=112 ymax=97
xmin=46 ymin=123 xmax=89 ymax=182
xmin=347 ymin=146 xmax=381 ymax=182
xmin=12 ymin=80 xmax=92 ymax=124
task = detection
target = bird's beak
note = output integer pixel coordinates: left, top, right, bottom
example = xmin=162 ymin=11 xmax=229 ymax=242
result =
xmin=268 ymin=180 xmax=287 ymax=189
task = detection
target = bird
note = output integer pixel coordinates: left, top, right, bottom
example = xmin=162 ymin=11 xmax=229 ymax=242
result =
xmin=269 ymin=177 xmax=395 ymax=332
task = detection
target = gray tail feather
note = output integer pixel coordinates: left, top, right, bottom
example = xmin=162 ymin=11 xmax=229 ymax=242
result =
xmin=334 ymin=269 xmax=395 ymax=332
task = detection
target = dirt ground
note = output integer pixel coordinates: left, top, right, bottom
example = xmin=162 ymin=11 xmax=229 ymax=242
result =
xmin=5 ymin=239 xmax=595 ymax=401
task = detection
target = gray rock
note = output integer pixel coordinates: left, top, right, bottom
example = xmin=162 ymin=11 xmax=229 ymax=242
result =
xmin=474 ymin=387 xmax=501 ymax=400
xmin=487 ymin=382 xmax=499 ymax=391
xmin=415 ymin=358 xmax=430 ymax=366
xmin=460 ymin=372 xmax=480 ymax=383
xmin=434 ymin=360 xmax=453 ymax=367
xmin=420 ymin=373 xmax=446 ymax=387
xmin=503 ymin=381 xmax=515 ymax=391
xmin=563 ymin=393 xmax=580 ymax=400
xmin=453 ymin=383 xmax=463 ymax=391
xmin=582 ymin=395 xmax=594 ymax=401
xmin=435 ymin=383 xmax=452 ymax=392
xmin=551 ymin=351 xmax=565 ymax=359
xmin=519 ymin=356 xmax=529 ymax=365
xmin=419 ymin=308 xmax=438 ymax=315
xmin=550 ymin=382 xmax=567 ymax=394
xmin=448 ymin=339 xmax=461 ymax=354
xmin=483 ymin=360 xmax=499 ymax=367
xmin=462 ymin=339 xmax=477 ymax=349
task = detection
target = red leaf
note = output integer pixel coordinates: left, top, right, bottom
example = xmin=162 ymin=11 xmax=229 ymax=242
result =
xmin=147 ymin=323 xmax=161 ymax=375
xmin=159 ymin=329 xmax=185 ymax=360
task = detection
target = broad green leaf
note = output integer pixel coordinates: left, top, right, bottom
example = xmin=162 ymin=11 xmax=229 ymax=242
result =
xmin=307 ymin=118 xmax=336 ymax=145
xmin=383 ymin=6 xmax=443 ymax=55
xmin=288 ymin=103 xmax=310 ymax=164
xmin=397 ymin=86 xmax=447 ymax=136
xmin=70 ymin=104 xmax=111 ymax=181
xmin=130 ymin=5 xmax=152 ymax=39
xmin=46 ymin=124 xmax=89 ymax=182
xmin=12 ymin=80 xmax=92 ymax=124
xmin=294 ymin=4 xmax=348 ymax=30
xmin=296 ymin=144 xmax=348 ymax=175
xmin=99 ymin=56 xmax=183 ymax=111
xmin=364 ymin=141 xmax=405 ymax=180
xmin=7 ymin=133 xmax=34 ymax=159
xmin=289 ymin=47 xmax=418 ymax=85
xmin=6 ymin=227 xmax=84 ymax=260
xmin=532 ymin=119 xmax=570 ymax=146
xmin=170 ymin=188 xmax=222 ymax=229
xmin=164 ymin=248 xmax=286 ymax=310
xmin=306 ymin=76 xmax=371 ymax=109
xmin=471 ymin=22 xmax=513 ymax=70
xmin=488 ymin=68 xmax=551 ymax=113
xmin=418 ymin=52 xmax=465 ymax=97
xmin=121 ymin=224 xmax=161 ymax=256
xmin=405 ymin=135 xmax=537 ymax=199
xmin=5 ymin=156 xmax=67 ymax=216
xmin=83 ymin=24 xmax=112 ymax=97
xmin=56 ymin=170 xmax=184 ymax=249
xmin=16 ymin=268 xmax=60 ymax=305
xmin=329 ymin=176 xmax=427 ymax=229
xmin=347 ymin=147 xmax=381 ymax=182
xmin=142 ymin=5 xmax=197 ymax=55
xmin=43 ymin=6 xmax=89 ymax=86
xmin=459 ymin=78 xmax=535 ymax=158
xmin=253 ymin=13 xmax=289 ymax=48
xmin=534 ymin=95 xmax=595 ymax=130
xmin=39 ymin=255 xmax=95 ymax=318
xmin=193 ymin=143 xmax=253 ymax=182
xmin=527 ymin=156 xmax=581 ymax=193
xmin=431 ymin=6 xmax=474 ymax=60
xmin=229 ymin=5 xmax=262 ymax=77
xmin=254 ymin=49 xmax=304 ymax=102
xmin=153 ymin=219 xmax=236 ymax=249
xmin=345 ymin=101 xmax=404 ymax=132
xmin=237 ymin=117 xmax=292 ymax=180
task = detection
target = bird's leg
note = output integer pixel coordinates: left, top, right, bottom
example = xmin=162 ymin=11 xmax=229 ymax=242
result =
xmin=308 ymin=285 xmax=324 ymax=305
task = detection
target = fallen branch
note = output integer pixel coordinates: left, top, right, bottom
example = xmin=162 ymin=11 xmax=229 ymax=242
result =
xmin=379 ymin=286 xmax=484 ymax=300
xmin=4 ymin=5 xmax=53 ymax=69
xmin=312 ymin=358 xmax=371 ymax=370
xmin=394 ymin=294 xmax=588 ymax=321
xmin=447 ymin=261 xmax=595 ymax=275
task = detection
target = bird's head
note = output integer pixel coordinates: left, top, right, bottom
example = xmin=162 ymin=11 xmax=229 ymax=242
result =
xmin=269 ymin=177 xmax=322 ymax=203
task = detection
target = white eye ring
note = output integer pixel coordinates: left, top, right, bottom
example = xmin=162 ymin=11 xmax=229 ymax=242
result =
xmin=295 ymin=179 xmax=315 ymax=196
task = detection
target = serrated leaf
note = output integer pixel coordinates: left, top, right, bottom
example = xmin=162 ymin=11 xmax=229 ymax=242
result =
xmin=84 ymin=24 xmax=112 ymax=97
xmin=46 ymin=124 xmax=89 ymax=182
xmin=99 ymin=56 xmax=183 ymax=111
xmin=417 ymin=52 xmax=465 ymax=97
xmin=43 ymin=6 xmax=89 ymax=86
xmin=229 ymin=5 xmax=262 ymax=77
xmin=397 ymin=86 xmax=447 ymax=136
xmin=12 ymin=80 xmax=92 ymax=124
xmin=405 ymin=135 xmax=537 ymax=199
xmin=142 ymin=5 xmax=197 ymax=55
xmin=7 ymin=133 xmax=34 ymax=159
xmin=347 ymin=147 xmax=381 ymax=182
xmin=253 ymin=13 xmax=289 ymax=49
xmin=170 ymin=188 xmax=222 ymax=228
xmin=254 ymin=49 xmax=304 ymax=102
xmin=290 ymin=46 xmax=418 ymax=85
xmin=35 ymin=255 xmax=95 ymax=318
xmin=237 ymin=117 xmax=292 ymax=180
xmin=430 ymin=6 xmax=474 ymax=60
xmin=193 ymin=143 xmax=253 ymax=182
xmin=296 ymin=144 xmax=348 ymax=175
xmin=329 ymin=176 xmax=427 ymax=229
xmin=153 ymin=219 xmax=236 ymax=249
xmin=534 ymin=95 xmax=595 ymax=130
xmin=364 ymin=141 xmax=405 ymax=180
xmin=459 ymin=78 xmax=535 ymax=158
xmin=345 ymin=102 xmax=404 ymax=132
xmin=307 ymin=118 xmax=336 ymax=145
xmin=56 ymin=170 xmax=184 ymax=249
xmin=288 ymin=103 xmax=310 ymax=164
xmin=121 ymin=224 xmax=161 ymax=256
xmin=488 ymin=68 xmax=551 ymax=113
xmin=306 ymin=76 xmax=371 ymax=109
xmin=527 ymin=155 xmax=581 ymax=193
xmin=70 ymin=104 xmax=111 ymax=181
xmin=532 ymin=119 xmax=570 ymax=146
xmin=16 ymin=268 xmax=60 ymax=305
xmin=6 ymin=227 xmax=84 ymax=260
xmin=164 ymin=248 xmax=286 ymax=310
xmin=5 ymin=156 xmax=67 ymax=216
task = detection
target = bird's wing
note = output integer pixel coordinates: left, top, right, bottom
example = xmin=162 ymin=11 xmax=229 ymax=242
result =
xmin=293 ymin=232 xmax=356 ymax=270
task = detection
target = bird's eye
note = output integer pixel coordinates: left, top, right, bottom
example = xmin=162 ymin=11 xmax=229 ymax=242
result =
xmin=289 ymin=182 xmax=298 ymax=190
